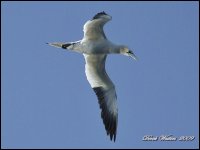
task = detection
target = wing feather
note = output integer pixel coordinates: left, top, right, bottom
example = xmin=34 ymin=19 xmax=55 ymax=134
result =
xmin=83 ymin=12 xmax=112 ymax=40
xmin=84 ymin=54 xmax=118 ymax=142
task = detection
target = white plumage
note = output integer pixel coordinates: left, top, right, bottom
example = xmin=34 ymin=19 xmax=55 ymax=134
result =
xmin=47 ymin=11 xmax=137 ymax=142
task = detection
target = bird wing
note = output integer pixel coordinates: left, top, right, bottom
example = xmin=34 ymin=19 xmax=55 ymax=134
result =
xmin=84 ymin=54 xmax=118 ymax=142
xmin=83 ymin=12 xmax=112 ymax=40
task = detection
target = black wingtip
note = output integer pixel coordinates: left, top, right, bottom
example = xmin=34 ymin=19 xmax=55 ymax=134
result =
xmin=93 ymin=87 xmax=117 ymax=142
xmin=110 ymin=134 xmax=113 ymax=141
xmin=46 ymin=43 xmax=49 ymax=44
xmin=110 ymin=133 xmax=116 ymax=142
xmin=92 ymin=11 xmax=108 ymax=20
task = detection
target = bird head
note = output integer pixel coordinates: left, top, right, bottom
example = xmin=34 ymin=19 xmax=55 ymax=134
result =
xmin=120 ymin=46 xmax=138 ymax=60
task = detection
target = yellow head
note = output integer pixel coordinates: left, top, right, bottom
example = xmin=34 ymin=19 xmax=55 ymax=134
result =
xmin=119 ymin=46 xmax=138 ymax=60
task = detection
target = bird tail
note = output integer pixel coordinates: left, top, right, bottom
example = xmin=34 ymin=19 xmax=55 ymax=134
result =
xmin=47 ymin=40 xmax=81 ymax=50
xmin=46 ymin=42 xmax=72 ymax=49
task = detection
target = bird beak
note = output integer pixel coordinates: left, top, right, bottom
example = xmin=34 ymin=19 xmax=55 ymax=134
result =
xmin=128 ymin=50 xmax=138 ymax=60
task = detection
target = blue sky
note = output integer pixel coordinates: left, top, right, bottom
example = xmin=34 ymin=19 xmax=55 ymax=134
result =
xmin=1 ymin=1 xmax=199 ymax=149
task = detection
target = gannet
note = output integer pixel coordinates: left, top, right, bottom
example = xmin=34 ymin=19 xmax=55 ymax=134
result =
xmin=47 ymin=11 xmax=137 ymax=142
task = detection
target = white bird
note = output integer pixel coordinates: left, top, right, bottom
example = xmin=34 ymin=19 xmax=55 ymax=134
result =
xmin=47 ymin=11 xmax=137 ymax=142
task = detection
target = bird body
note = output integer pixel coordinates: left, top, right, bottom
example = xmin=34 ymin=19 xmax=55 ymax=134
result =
xmin=47 ymin=11 xmax=137 ymax=142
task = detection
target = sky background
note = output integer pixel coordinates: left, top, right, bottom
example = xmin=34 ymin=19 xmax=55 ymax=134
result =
xmin=1 ymin=1 xmax=199 ymax=149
